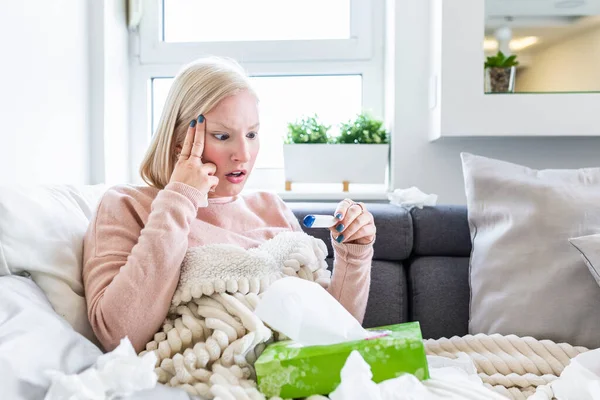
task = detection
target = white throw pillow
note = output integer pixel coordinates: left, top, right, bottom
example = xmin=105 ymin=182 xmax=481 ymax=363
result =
xmin=461 ymin=152 xmax=600 ymax=349
xmin=0 ymin=184 xmax=107 ymax=344
xmin=569 ymin=234 xmax=600 ymax=288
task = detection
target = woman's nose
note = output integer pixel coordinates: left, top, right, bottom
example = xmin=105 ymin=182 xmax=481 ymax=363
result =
xmin=231 ymin=139 xmax=251 ymax=162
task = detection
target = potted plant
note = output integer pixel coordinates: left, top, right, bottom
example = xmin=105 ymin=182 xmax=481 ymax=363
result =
xmin=284 ymin=114 xmax=330 ymax=145
xmin=283 ymin=112 xmax=390 ymax=191
xmin=484 ymin=51 xmax=518 ymax=93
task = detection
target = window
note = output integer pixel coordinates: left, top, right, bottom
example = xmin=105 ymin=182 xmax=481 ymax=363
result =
xmin=162 ymin=0 xmax=351 ymax=42
xmin=131 ymin=0 xmax=384 ymax=192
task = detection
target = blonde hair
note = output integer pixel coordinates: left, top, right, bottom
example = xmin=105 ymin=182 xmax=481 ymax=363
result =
xmin=140 ymin=56 xmax=256 ymax=189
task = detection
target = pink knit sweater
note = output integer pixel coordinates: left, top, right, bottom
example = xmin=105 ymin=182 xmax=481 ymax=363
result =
xmin=82 ymin=182 xmax=373 ymax=353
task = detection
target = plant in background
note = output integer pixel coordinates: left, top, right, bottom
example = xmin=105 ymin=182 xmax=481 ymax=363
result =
xmin=484 ymin=51 xmax=519 ymax=69
xmin=285 ymin=114 xmax=331 ymax=144
xmin=484 ymin=51 xmax=519 ymax=93
xmin=335 ymin=112 xmax=389 ymax=144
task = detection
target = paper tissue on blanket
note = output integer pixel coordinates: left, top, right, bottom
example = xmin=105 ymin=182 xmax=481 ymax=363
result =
xmin=44 ymin=337 xmax=157 ymax=400
xmin=552 ymin=347 xmax=600 ymax=400
xmin=329 ymin=351 xmax=509 ymax=400
xmin=254 ymin=277 xmax=429 ymax=399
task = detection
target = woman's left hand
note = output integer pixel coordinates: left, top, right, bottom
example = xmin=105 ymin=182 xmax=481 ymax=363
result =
xmin=330 ymin=199 xmax=376 ymax=245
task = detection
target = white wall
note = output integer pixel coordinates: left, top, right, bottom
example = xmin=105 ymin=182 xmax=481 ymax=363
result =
xmin=89 ymin=0 xmax=130 ymax=185
xmin=391 ymin=0 xmax=600 ymax=204
xmin=8 ymin=0 xmax=596 ymax=199
xmin=0 ymin=0 xmax=90 ymax=184
xmin=516 ymin=25 xmax=600 ymax=92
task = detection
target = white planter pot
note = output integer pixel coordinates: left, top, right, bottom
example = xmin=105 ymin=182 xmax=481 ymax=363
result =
xmin=283 ymin=144 xmax=389 ymax=186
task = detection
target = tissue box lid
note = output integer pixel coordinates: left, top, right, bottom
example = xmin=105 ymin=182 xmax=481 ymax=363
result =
xmin=255 ymin=322 xmax=429 ymax=398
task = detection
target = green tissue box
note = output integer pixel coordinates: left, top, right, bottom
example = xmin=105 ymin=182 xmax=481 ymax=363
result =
xmin=255 ymin=322 xmax=430 ymax=399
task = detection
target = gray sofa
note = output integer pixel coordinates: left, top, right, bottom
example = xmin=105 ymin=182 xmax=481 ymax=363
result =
xmin=289 ymin=202 xmax=472 ymax=340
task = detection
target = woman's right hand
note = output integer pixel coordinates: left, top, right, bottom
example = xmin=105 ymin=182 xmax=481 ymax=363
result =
xmin=169 ymin=115 xmax=219 ymax=193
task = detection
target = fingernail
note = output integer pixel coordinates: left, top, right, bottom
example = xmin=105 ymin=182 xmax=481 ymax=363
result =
xmin=336 ymin=224 xmax=344 ymax=232
xmin=197 ymin=114 xmax=205 ymax=123
xmin=335 ymin=213 xmax=343 ymax=220
xmin=336 ymin=235 xmax=344 ymax=243
xmin=189 ymin=119 xmax=196 ymax=127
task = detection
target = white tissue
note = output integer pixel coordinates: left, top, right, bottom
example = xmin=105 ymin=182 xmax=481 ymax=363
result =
xmin=44 ymin=337 xmax=157 ymax=400
xmin=329 ymin=351 xmax=383 ymax=400
xmin=329 ymin=351 xmax=508 ymax=400
xmin=552 ymin=348 xmax=600 ymax=400
xmin=254 ymin=277 xmax=370 ymax=346
xmin=388 ymin=187 xmax=438 ymax=209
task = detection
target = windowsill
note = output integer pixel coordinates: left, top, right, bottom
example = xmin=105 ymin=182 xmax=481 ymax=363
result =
xmin=276 ymin=190 xmax=390 ymax=202
xmin=244 ymin=179 xmax=391 ymax=202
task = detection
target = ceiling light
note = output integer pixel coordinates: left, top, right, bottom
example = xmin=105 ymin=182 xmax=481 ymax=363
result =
xmin=510 ymin=36 xmax=539 ymax=51
xmin=484 ymin=39 xmax=498 ymax=51
xmin=483 ymin=36 xmax=539 ymax=52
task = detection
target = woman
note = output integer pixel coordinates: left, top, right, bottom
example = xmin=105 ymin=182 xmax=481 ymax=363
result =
xmin=82 ymin=57 xmax=376 ymax=353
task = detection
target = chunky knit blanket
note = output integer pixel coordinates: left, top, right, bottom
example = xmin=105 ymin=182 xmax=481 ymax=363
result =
xmin=138 ymin=231 xmax=332 ymax=399
xmin=137 ymin=231 xmax=593 ymax=400
xmin=424 ymin=335 xmax=590 ymax=400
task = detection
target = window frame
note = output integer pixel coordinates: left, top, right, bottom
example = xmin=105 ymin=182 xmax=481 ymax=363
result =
xmin=129 ymin=0 xmax=386 ymax=194
xmin=138 ymin=0 xmax=375 ymax=65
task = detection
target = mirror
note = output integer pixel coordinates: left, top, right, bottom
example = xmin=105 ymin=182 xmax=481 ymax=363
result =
xmin=484 ymin=0 xmax=600 ymax=93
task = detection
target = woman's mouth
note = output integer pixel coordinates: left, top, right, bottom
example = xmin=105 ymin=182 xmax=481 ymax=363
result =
xmin=225 ymin=170 xmax=246 ymax=184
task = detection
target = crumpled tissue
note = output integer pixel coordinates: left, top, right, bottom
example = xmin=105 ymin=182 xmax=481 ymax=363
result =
xmin=329 ymin=351 xmax=508 ymax=400
xmin=255 ymin=276 xmax=371 ymax=346
xmin=552 ymin=347 xmax=600 ymax=400
xmin=388 ymin=187 xmax=438 ymax=209
xmin=44 ymin=337 xmax=157 ymax=400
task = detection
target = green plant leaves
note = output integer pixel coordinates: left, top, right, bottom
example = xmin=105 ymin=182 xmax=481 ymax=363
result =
xmin=484 ymin=51 xmax=519 ymax=69
xmin=285 ymin=112 xmax=389 ymax=145
xmin=335 ymin=112 xmax=389 ymax=144
xmin=285 ymin=114 xmax=330 ymax=144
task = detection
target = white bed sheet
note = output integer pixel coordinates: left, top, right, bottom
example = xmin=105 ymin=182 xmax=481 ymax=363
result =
xmin=0 ymin=275 xmax=199 ymax=400
xmin=0 ymin=275 xmax=101 ymax=399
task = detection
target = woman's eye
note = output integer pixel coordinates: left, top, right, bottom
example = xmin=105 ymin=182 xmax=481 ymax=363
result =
xmin=213 ymin=133 xmax=229 ymax=141
xmin=247 ymin=132 xmax=258 ymax=139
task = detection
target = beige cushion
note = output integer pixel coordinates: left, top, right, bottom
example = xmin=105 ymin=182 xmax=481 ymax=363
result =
xmin=461 ymin=152 xmax=600 ymax=349
xmin=569 ymin=234 xmax=600 ymax=288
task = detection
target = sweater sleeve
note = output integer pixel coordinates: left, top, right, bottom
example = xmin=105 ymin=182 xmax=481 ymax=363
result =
xmin=274 ymin=195 xmax=374 ymax=324
xmin=327 ymin=238 xmax=374 ymax=324
xmin=82 ymin=182 xmax=206 ymax=353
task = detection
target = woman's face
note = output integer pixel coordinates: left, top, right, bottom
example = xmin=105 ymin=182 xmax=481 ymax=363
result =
xmin=201 ymin=90 xmax=260 ymax=197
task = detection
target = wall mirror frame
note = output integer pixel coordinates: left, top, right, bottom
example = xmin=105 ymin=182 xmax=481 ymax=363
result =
xmin=428 ymin=0 xmax=600 ymax=140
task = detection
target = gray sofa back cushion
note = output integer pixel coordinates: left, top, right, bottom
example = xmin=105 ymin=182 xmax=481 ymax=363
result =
xmin=410 ymin=206 xmax=471 ymax=257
